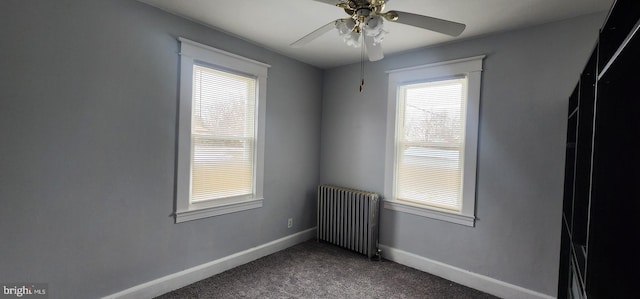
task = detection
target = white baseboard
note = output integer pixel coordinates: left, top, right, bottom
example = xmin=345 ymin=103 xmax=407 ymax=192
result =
xmin=103 ymin=227 xmax=317 ymax=299
xmin=379 ymin=244 xmax=555 ymax=299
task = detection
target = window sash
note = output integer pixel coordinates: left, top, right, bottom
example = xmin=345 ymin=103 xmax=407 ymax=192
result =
xmin=395 ymin=78 xmax=468 ymax=212
xmin=190 ymin=64 xmax=257 ymax=204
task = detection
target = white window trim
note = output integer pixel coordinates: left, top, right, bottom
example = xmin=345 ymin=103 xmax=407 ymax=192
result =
xmin=175 ymin=37 xmax=270 ymax=223
xmin=384 ymin=55 xmax=485 ymax=227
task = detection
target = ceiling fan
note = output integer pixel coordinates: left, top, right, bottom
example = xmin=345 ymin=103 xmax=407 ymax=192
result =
xmin=291 ymin=0 xmax=466 ymax=62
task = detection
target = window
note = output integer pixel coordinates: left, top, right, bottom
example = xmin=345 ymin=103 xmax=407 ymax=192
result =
xmin=175 ymin=38 xmax=269 ymax=223
xmin=384 ymin=56 xmax=484 ymax=226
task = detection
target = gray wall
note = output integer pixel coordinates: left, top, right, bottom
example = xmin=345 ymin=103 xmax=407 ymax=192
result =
xmin=0 ymin=1 xmax=322 ymax=298
xmin=0 ymin=0 xmax=607 ymax=297
xmin=320 ymin=13 xmax=604 ymax=296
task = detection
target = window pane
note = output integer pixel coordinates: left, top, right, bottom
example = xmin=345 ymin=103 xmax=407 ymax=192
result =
xmin=397 ymin=146 xmax=462 ymax=209
xmin=396 ymin=78 xmax=467 ymax=211
xmin=191 ymin=65 xmax=256 ymax=203
xmin=403 ymin=81 xmax=465 ymax=143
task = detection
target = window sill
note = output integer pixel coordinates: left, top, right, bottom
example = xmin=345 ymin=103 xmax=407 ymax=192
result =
xmin=175 ymin=197 xmax=263 ymax=223
xmin=383 ymin=200 xmax=475 ymax=227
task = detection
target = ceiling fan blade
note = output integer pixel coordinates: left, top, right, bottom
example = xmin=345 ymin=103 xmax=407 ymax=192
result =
xmin=364 ymin=35 xmax=384 ymax=61
xmin=290 ymin=20 xmax=337 ymax=47
xmin=312 ymin=0 xmax=345 ymax=5
xmin=312 ymin=0 xmax=349 ymax=8
xmin=386 ymin=11 xmax=466 ymax=37
xmin=313 ymin=0 xmax=354 ymax=10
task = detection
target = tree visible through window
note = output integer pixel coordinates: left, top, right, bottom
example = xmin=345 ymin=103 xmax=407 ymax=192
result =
xmin=191 ymin=65 xmax=256 ymax=202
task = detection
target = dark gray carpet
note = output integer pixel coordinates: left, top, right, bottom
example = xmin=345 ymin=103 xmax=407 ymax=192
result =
xmin=156 ymin=240 xmax=499 ymax=299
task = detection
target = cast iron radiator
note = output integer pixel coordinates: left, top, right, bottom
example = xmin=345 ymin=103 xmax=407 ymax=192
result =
xmin=317 ymin=184 xmax=380 ymax=258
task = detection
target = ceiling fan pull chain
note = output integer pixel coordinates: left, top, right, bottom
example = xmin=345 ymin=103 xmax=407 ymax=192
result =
xmin=359 ymin=33 xmax=365 ymax=92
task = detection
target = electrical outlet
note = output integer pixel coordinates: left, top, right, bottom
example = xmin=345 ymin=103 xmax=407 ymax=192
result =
xmin=287 ymin=218 xmax=293 ymax=228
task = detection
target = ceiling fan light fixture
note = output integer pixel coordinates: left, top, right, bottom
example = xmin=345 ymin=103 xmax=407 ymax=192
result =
xmin=362 ymin=15 xmax=386 ymax=46
xmin=363 ymin=15 xmax=383 ymax=35
xmin=343 ymin=31 xmax=362 ymax=48
xmin=371 ymin=28 xmax=386 ymax=45
xmin=335 ymin=19 xmax=356 ymax=35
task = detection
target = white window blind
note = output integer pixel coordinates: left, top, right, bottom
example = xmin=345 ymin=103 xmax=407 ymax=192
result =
xmin=190 ymin=64 xmax=256 ymax=203
xmin=396 ymin=77 xmax=468 ymax=211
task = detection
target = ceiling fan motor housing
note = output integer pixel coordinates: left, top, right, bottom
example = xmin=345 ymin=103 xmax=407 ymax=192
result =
xmin=356 ymin=8 xmax=372 ymax=18
xmin=344 ymin=0 xmax=386 ymax=17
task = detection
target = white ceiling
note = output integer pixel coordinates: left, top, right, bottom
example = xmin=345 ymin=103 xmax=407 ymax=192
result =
xmin=138 ymin=0 xmax=612 ymax=69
